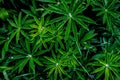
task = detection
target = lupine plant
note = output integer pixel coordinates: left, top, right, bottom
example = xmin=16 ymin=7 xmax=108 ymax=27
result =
xmin=0 ymin=0 xmax=120 ymax=80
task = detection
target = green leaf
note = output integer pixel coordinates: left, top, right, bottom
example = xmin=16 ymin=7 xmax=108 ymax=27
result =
xmin=2 ymin=41 xmax=10 ymax=59
xmin=103 ymin=13 xmax=107 ymax=24
xmin=25 ymin=39 xmax=31 ymax=54
xmin=60 ymin=0 xmax=69 ymax=13
xmin=65 ymin=19 xmax=71 ymax=41
xmin=110 ymin=67 xmax=120 ymax=79
xmin=33 ymin=58 xmax=43 ymax=66
xmin=0 ymin=8 xmax=9 ymax=20
xmin=74 ymin=17 xmax=89 ymax=30
xmin=18 ymin=59 xmax=29 ymax=73
xmin=95 ymin=70 xmax=104 ymax=79
xmin=91 ymin=53 xmax=104 ymax=60
xmin=9 ymin=30 xmax=17 ymax=41
xmin=72 ymin=21 xmax=78 ymax=41
xmin=48 ymin=68 xmax=55 ymax=77
xmin=78 ymin=16 xmax=96 ymax=24
xmin=48 ymin=4 xmax=66 ymax=14
xmin=16 ymin=29 xmax=20 ymax=44
xmin=93 ymin=66 xmax=105 ymax=73
xmin=3 ymin=71 xmax=10 ymax=80
xmin=11 ymin=47 xmax=26 ymax=55
xmin=49 ymin=16 xmax=66 ymax=25
xmin=72 ymin=0 xmax=85 ymax=14
xmin=34 ymin=49 xmax=48 ymax=56
xmin=55 ymin=18 xmax=68 ymax=32
xmin=21 ymin=30 xmax=29 ymax=39
xmin=81 ymin=30 xmax=97 ymax=42
xmin=107 ymin=0 xmax=117 ymax=9
xmin=29 ymin=58 xmax=35 ymax=71
xmin=105 ymin=68 xmax=109 ymax=80
xmin=21 ymin=9 xmax=33 ymax=16
xmin=18 ymin=12 xmax=22 ymax=27
xmin=2 ymin=49 xmax=6 ymax=59
xmin=13 ymin=15 xmax=18 ymax=26
xmin=7 ymin=19 xmax=17 ymax=28
xmin=10 ymin=55 xmax=25 ymax=60
xmin=44 ymin=56 xmax=56 ymax=63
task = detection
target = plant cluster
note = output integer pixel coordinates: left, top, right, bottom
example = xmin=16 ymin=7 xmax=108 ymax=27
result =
xmin=0 ymin=0 xmax=120 ymax=80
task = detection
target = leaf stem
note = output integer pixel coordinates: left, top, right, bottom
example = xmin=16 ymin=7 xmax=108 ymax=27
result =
xmin=73 ymin=54 xmax=92 ymax=79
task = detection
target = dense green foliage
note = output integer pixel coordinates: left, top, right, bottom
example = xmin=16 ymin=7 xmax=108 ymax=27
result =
xmin=0 ymin=0 xmax=120 ymax=80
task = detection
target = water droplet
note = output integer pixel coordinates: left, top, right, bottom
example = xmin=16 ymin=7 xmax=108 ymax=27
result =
xmin=42 ymin=27 xmax=44 ymax=30
xmin=105 ymin=9 xmax=108 ymax=12
xmin=26 ymin=54 xmax=32 ymax=58
xmin=11 ymin=56 xmax=14 ymax=59
xmin=69 ymin=13 xmax=72 ymax=18
xmin=56 ymin=63 xmax=59 ymax=66
xmin=57 ymin=2 xmax=60 ymax=5
xmin=105 ymin=64 xmax=109 ymax=67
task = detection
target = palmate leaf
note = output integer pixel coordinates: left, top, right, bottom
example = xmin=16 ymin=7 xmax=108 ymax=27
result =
xmin=45 ymin=0 xmax=95 ymax=41
xmin=92 ymin=0 xmax=120 ymax=31
xmin=7 ymin=12 xmax=32 ymax=44
xmin=29 ymin=16 xmax=52 ymax=49
xmin=43 ymin=52 xmax=70 ymax=79
xmin=91 ymin=51 xmax=120 ymax=79
xmin=1 ymin=0 xmax=120 ymax=79
xmin=8 ymin=39 xmax=46 ymax=73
